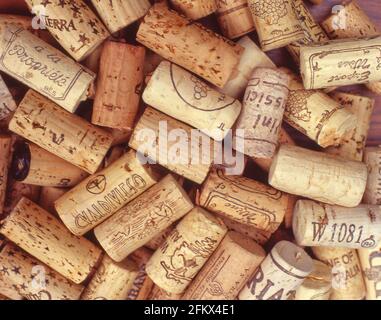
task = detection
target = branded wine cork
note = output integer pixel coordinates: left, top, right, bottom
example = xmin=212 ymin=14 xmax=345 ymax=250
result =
xmin=55 ymin=150 xmax=158 ymax=236
xmin=39 ymin=187 xmax=67 ymax=216
xmin=183 ymin=231 xmax=266 ymax=300
xmin=92 ymin=41 xmax=145 ymax=131
xmin=170 ymin=0 xmax=217 ymax=20
xmin=200 ymin=169 xmax=288 ymax=233
xmin=143 ymin=62 xmax=242 ymax=141
xmin=0 ymin=75 xmax=17 ymax=121
xmin=248 ymin=0 xmax=304 ymax=51
xmin=137 ymin=3 xmax=244 ymax=88
xmin=239 ymin=241 xmax=314 ymax=300
xmin=95 ymin=175 xmax=193 ymax=261
xmin=0 ymin=198 xmax=102 ymax=284
xmin=81 ymin=255 xmax=138 ymax=300
xmin=9 ymin=90 xmax=113 ymax=174
xmin=235 ymin=67 xmax=290 ymax=158
xmin=148 ymin=285 xmax=182 ymax=300
xmin=293 ymin=200 xmax=381 ymax=249
xmin=312 ymin=247 xmax=366 ymax=300
xmin=269 ymin=145 xmax=368 ymax=207
xmin=282 ymin=69 xmax=357 ymax=148
xmin=91 ymin=0 xmax=151 ymax=34
xmin=0 ymin=135 xmax=11 ymax=214
xmin=0 ymin=26 xmax=95 ymax=113
xmin=300 ymin=36 xmax=381 ymax=89
xmin=363 ymin=147 xmax=381 ymax=205
xmin=0 ymin=243 xmax=84 ymax=300
xmin=145 ymin=225 xmax=175 ymax=251
xmin=146 ymin=207 xmax=227 ymax=294
xmin=358 ymin=245 xmax=381 ymax=300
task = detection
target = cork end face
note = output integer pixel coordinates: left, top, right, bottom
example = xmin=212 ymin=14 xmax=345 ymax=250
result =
xmin=10 ymin=141 xmax=31 ymax=182
xmin=268 ymin=147 xmax=281 ymax=188
xmin=292 ymin=200 xmax=308 ymax=247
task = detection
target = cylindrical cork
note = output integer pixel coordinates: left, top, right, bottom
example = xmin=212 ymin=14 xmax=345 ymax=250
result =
xmin=308 ymin=0 xmax=323 ymax=4
xmin=148 ymin=285 xmax=182 ymax=300
xmin=104 ymin=146 xmax=126 ymax=168
xmin=293 ymin=200 xmax=381 ymax=249
xmin=81 ymin=255 xmax=138 ymax=300
xmin=8 ymin=90 xmax=113 ymax=174
xmin=39 ymin=187 xmax=67 ymax=216
xmin=0 ymin=75 xmax=17 ymax=120
xmin=358 ymin=245 xmax=381 ymax=300
xmin=0 ymin=243 xmax=84 ymax=300
xmin=170 ymin=0 xmax=217 ymax=20
xmin=215 ymin=0 xmax=255 ymax=39
xmin=91 ymin=0 xmax=151 ymax=34
xmin=55 ymin=150 xmax=159 ymax=236
xmin=235 ymin=67 xmax=290 ymax=158
xmin=0 ymin=198 xmax=102 ymax=284
xmin=200 ymin=169 xmax=288 ymax=233
xmin=92 ymin=41 xmax=145 ymax=131
xmin=283 ymin=69 xmax=357 ymax=148
xmin=182 ymin=231 xmax=266 ymax=300
xmin=313 ymin=246 xmax=366 ymax=300
xmin=146 ymin=207 xmax=228 ymax=294
xmin=95 ymin=174 xmax=194 ymax=262
xmin=145 ymin=226 xmax=175 ymax=251
xmin=269 ymin=145 xmax=368 ymax=207
xmin=363 ymin=147 xmax=381 ymax=205
xmin=11 ymin=142 xmax=88 ymax=188
xmin=25 ymin=0 xmax=109 ymax=61
xmin=0 ymin=135 xmax=11 ymax=214
xmin=248 ymin=0 xmax=304 ymax=51
xmin=239 ymin=241 xmax=314 ymax=300
xmin=0 ymin=14 xmax=34 ymax=32
xmin=137 ymin=3 xmax=244 ymax=88
xmin=0 ymin=26 xmax=95 ymax=113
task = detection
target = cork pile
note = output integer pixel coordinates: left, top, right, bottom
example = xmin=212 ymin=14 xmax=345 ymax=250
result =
xmin=0 ymin=0 xmax=380 ymax=301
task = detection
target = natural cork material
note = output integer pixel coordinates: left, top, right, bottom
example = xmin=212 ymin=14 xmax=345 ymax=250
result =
xmin=363 ymin=147 xmax=381 ymax=205
xmin=0 ymin=75 xmax=17 ymax=120
xmin=0 ymin=135 xmax=11 ymax=214
xmin=170 ymin=0 xmax=217 ymax=20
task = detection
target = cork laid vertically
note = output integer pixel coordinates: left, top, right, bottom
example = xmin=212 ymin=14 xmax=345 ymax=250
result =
xmin=0 ymin=135 xmax=11 ymax=214
xmin=363 ymin=147 xmax=381 ymax=205
xmin=358 ymin=244 xmax=381 ymax=300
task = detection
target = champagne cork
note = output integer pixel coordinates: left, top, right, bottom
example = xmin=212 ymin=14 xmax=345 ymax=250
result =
xmin=55 ymin=150 xmax=159 ymax=236
xmin=0 ymin=243 xmax=84 ymax=300
xmin=81 ymin=255 xmax=138 ymax=300
xmin=8 ymin=90 xmax=113 ymax=174
xmin=200 ymin=169 xmax=288 ymax=233
xmin=239 ymin=241 xmax=314 ymax=300
xmin=145 ymin=225 xmax=175 ymax=251
xmin=0 ymin=26 xmax=95 ymax=113
xmin=0 ymin=75 xmax=17 ymax=120
xmin=283 ymin=69 xmax=357 ymax=148
xmin=363 ymin=147 xmax=381 ymax=205
xmin=143 ymin=61 xmax=242 ymax=141
xmin=170 ymin=0 xmax=217 ymax=20
xmin=248 ymin=0 xmax=304 ymax=51
xmin=137 ymin=3 xmax=244 ymax=88
xmin=215 ymin=0 xmax=255 ymax=39
xmin=95 ymin=174 xmax=194 ymax=262
xmin=313 ymin=246 xmax=366 ymax=300
xmin=39 ymin=187 xmax=67 ymax=215
xmin=25 ymin=0 xmax=109 ymax=61
xmin=235 ymin=67 xmax=290 ymax=158
xmin=0 ymin=198 xmax=102 ymax=284
xmin=148 ymin=285 xmax=182 ymax=300
xmin=11 ymin=142 xmax=88 ymax=188
xmin=300 ymin=36 xmax=381 ymax=89
xmin=91 ymin=0 xmax=151 ymax=34
xmin=358 ymin=245 xmax=381 ymax=300
xmin=325 ymin=93 xmax=375 ymax=161
xmin=129 ymin=107 xmax=213 ymax=184
xmin=182 ymin=231 xmax=266 ymax=300
xmin=92 ymin=41 xmax=145 ymax=131
xmin=0 ymin=135 xmax=11 ymax=214
xmin=293 ymin=200 xmax=381 ymax=249
xmin=269 ymin=145 xmax=368 ymax=207
xmin=146 ymin=207 xmax=227 ymax=294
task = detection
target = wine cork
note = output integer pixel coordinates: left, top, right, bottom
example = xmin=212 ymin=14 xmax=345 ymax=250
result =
xmin=143 ymin=61 xmax=242 ymax=141
xmin=8 ymin=90 xmax=113 ymax=174
xmin=293 ymin=200 xmax=381 ymax=249
xmin=239 ymin=241 xmax=314 ymax=300
xmin=313 ymin=246 xmax=366 ymax=300
xmin=81 ymin=255 xmax=138 ymax=300
xmin=0 ymin=14 xmax=34 ymax=32
xmin=145 ymin=225 xmax=175 ymax=251
xmin=170 ymin=0 xmax=217 ymax=20
xmin=0 ymin=135 xmax=11 ymax=214
xmin=110 ymin=128 xmax=133 ymax=147
xmin=282 ymin=69 xmax=357 ymax=148
xmin=308 ymin=0 xmax=323 ymax=4
xmin=358 ymin=245 xmax=381 ymax=300
xmin=91 ymin=0 xmax=151 ymax=34
xmin=95 ymin=174 xmax=193 ymax=261
xmin=11 ymin=142 xmax=88 ymax=188
xmin=325 ymin=93 xmax=375 ymax=161
xmin=148 ymin=285 xmax=182 ymax=300
xmin=269 ymin=145 xmax=368 ymax=208
xmin=200 ymin=169 xmax=288 ymax=233
xmin=55 ymin=150 xmax=159 ymax=236
xmin=104 ymin=146 xmax=126 ymax=168
xmin=137 ymin=3 xmax=244 ymax=88
xmin=363 ymin=147 xmax=381 ymax=205
xmin=248 ymin=0 xmax=304 ymax=51
xmin=0 ymin=26 xmax=95 ymax=113
xmin=300 ymin=36 xmax=381 ymax=89
xmin=146 ymin=207 xmax=227 ymax=294
xmin=92 ymin=41 xmax=145 ymax=131
xmin=0 ymin=75 xmax=17 ymax=120
xmin=182 ymin=231 xmax=266 ymax=300
xmin=39 ymin=187 xmax=67 ymax=215
xmin=0 ymin=198 xmax=102 ymax=284
xmin=215 ymin=0 xmax=255 ymax=39
xmin=129 ymin=107 xmax=213 ymax=184
xmin=0 ymin=243 xmax=84 ymax=300
xmin=235 ymin=67 xmax=290 ymax=158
